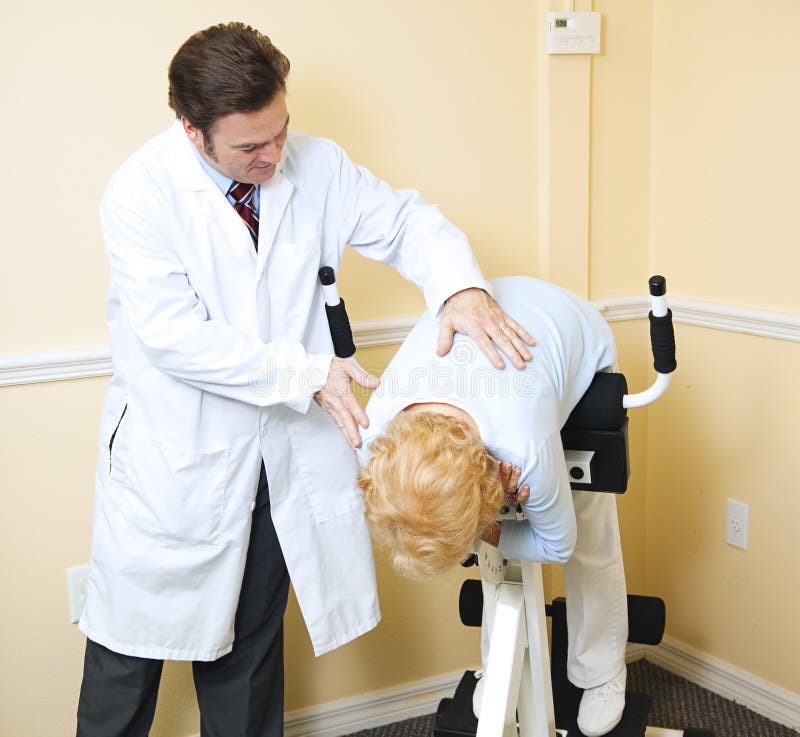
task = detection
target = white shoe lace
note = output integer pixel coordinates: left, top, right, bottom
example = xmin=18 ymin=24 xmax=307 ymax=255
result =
xmin=584 ymin=670 xmax=626 ymax=704
xmin=578 ymin=668 xmax=626 ymax=736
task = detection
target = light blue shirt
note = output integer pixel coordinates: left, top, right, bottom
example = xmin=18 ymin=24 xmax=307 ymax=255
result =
xmin=192 ymin=146 xmax=260 ymax=215
xmin=358 ymin=276 xmax=618 ymax=563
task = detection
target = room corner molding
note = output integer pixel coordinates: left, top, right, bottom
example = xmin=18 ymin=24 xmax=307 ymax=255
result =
xmin=1 ymin=298 xmax=797 ymax=388
xmin=352 ymin=315 xmax=418 ymax=348
xmin=669 ymin=296 xmax=800 ymax=343
xmin=0 ymin=347 xmax=112 ymax=387
xmin=592 ymin=294 xmax=800 ymax=342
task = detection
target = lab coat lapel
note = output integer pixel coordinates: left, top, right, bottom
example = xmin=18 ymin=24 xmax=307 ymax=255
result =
xmin=169 ymin=121 xmax=259 ymax=265
xmin=255 ymin=167 xmax=294 ymax=280
xmin=169 ymin=120 xmax=216 ymax=193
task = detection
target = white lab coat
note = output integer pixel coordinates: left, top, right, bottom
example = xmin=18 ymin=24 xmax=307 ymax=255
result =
xmin=80 ymin=121 xmax=487 ymax=661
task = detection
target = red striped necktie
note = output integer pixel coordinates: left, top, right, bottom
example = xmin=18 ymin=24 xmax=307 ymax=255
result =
xmin=227 ymin=181 xmax=259 ymax=251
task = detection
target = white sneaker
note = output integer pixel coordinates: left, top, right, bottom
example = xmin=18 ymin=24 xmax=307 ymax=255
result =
xmin=577 ymin=664 xmax=627 ymax=736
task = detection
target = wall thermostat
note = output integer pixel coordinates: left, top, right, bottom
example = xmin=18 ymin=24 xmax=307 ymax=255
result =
xmin=546 ymin=11 xmax=601 ymax=55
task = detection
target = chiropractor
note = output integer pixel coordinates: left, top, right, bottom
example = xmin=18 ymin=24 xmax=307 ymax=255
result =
xmin=75 ymin=21 xmax=534 ymax=737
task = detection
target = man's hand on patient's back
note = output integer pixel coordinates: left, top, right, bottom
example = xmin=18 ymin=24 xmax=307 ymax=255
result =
xmin=438 ymin=288 xmax=535 ymax=370
xmin=314 ymin=357 xmax=380 ymax=450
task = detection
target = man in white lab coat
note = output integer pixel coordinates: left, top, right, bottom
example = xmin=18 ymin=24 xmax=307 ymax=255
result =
xmin=76 ymin=21 xmax=534 ymax=737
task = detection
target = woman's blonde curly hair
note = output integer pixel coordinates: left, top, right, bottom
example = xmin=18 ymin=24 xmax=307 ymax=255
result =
xmin=357 ymin=410 xmax=503 ymax=578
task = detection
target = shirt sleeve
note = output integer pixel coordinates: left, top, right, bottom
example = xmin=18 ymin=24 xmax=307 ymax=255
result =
xmin=497 ymin=431 xmax=577 ymax=563
xmin=325 ymin=141 xmax=490 ymax=315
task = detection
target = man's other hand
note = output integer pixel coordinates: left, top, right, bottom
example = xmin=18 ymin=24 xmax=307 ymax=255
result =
xmin=314 ymin=357 xmax=380 ymax=450
xmin=437 ymin=288 xmax=535 ymax=369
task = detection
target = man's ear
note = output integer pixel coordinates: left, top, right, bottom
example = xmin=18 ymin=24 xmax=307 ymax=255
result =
xmin=181 ymin=117 xmax=203 ymax=147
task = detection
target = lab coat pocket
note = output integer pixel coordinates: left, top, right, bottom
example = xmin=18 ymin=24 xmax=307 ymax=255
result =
xmin=288 ymin=403 xmax=363 ymax=524
xmin=118 ymin=433 xmax=230 ymax=546
xmin=267 ymin=231 xmax=321 ymax=323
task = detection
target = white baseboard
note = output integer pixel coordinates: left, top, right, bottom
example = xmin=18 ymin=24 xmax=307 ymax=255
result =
xmin=187 ymin=670 xmax=467 ymax=737
xmin=186 ymin=649 xmax=642 ymax=737
xmin=627 ymin=643 xmax=648 ymax=663
xmin=644 ymin=635 xmax=800 ymax=732
xmin=283 ymin=670 xmax=466 ymax=737
xmin=182 ymin=642 xmax=795 ymax=737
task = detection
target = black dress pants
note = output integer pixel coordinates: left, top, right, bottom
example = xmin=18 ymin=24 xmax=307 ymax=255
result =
xmin=76 ymin=464 xmax=290 ymax=737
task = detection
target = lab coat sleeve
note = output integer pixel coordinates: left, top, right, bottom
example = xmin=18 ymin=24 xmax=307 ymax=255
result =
xmin=100 ymin=186 xmax=331 ymax=412
xmin=326 ymin=141 xmax=491 ymax=314
xmin=497 ymin=432 xmax=577 ymax=563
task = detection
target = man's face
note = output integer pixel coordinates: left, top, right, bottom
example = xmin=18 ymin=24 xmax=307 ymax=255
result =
xmin=183 ymin=92 xmax=290 ymax=185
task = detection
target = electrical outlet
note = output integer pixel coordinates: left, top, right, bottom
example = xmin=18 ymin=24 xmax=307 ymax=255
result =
xmin=726 ymin=500 xmax=748 ymax=550
xmin=67 ymin=564 xmax=88 ymax=623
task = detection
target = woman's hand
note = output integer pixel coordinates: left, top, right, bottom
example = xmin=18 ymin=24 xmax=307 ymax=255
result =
xmin=480 ymin=462 xmax=531 ymax=548
xmin=499 ymin=461 xmax=530 ymax=506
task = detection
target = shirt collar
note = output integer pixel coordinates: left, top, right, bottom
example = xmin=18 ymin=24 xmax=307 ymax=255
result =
xmin=191 ymin=144 xmax=235 ymax=197
xmin=190 ymin=142 xmax=261 ymax=214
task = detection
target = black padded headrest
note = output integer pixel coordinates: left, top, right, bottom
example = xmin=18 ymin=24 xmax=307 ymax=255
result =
xmin=563 ymin=372 xmax=628 ymax=431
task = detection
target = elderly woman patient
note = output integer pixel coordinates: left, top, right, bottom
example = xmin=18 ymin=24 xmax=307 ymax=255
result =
xmin=357 ymin=276 xmax=628 ymax=737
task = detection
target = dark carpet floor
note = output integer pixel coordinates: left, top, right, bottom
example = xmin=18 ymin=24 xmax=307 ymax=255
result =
xmin=341 ymin=660 xmax=797 ymax=737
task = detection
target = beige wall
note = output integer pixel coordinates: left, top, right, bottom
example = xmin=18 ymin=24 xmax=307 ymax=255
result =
xmin=0 ymin=3 xmax=538 ymax=734
xmin=0 ymin=0 xmax=540 ymax=356
xmin=646 ymin=327 xmax=800 ymax=692
xmin=1 ymin=379 xmax=107 ymax=736
xmin=646 ymin=0 xmax=800 ymax=693
xmin=589 ymin=0 xmax=653 ymax=298
xmin=3 ymin=1 xmax=799 ymax=735
xmin=649 ymin=0 xmax=800 ymax=311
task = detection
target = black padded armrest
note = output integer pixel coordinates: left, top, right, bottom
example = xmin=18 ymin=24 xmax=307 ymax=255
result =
xmin=563 ymin=373 xmax=628 ymax=431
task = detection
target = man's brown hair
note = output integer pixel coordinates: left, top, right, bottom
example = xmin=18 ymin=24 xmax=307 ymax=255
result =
xmin=168 ymin=22 xmax=290 ymax=137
